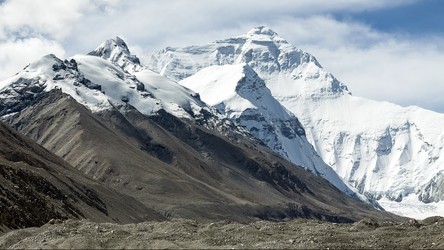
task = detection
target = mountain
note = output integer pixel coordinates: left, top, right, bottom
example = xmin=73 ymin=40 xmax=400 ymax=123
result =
xmin=0 ymin=37 xmax=397 ymax=223
xmin=180 ymin=63 xmax=356 ymax=197
xmin=0 ymin=120 xmax=163 ymax=233
xmin=148 ymin=26 xmax=444 ymax=218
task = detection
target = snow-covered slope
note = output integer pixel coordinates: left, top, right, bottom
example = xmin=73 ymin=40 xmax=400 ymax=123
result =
xmin=181 ymin=63 xmax=355 ymax=196
xmin=0 ymin=54 xmax=198 ymax=118
xmin=149 ymin=26 xmax=444 ymax=218
xmin=0 ymin=37 xmax=243 ymax=136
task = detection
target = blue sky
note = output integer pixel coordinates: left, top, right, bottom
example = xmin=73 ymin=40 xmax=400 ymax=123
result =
xmin=343 ymin=0 xmax=444 ymax=36
xmin=0 ymin=0 xmax=443 ymax=112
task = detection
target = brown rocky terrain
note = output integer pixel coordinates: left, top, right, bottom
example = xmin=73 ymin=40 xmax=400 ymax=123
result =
xmin=1 ymin=217 xmax=443 ymax=249
xmin=0 ymin=121 xmax=164 ymax=233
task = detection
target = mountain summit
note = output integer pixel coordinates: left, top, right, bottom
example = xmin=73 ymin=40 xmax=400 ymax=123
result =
xmin=150 ymin=26 xmax=349 ymax=99
xmin=149 ymin=27 xmax=444 ymax=219
xmin=88 ymin=36 xmax=142 ymax=72
xmin=246 ymin=25 xmax=279 ymax=36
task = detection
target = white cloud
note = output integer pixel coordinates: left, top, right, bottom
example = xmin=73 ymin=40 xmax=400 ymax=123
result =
xmin=0 ymin=37 xmax=65 ymax=78
xmin=0 ymin=0 xmax=118 ymax=79
xmin=62 ymin=0 xmax=420 ymax=53
xmin=0 ymin=0 xmax=92 ymax=40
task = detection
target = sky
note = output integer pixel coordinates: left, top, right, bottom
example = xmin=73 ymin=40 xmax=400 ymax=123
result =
xmin=0 ymin=0 xmax=443 ymax=113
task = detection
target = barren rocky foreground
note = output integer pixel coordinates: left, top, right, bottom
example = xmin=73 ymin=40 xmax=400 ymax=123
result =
xmin=1 ymin=217 xmax=444 ymax=249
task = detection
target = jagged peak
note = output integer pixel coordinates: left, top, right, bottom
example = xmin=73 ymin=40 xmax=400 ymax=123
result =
xmin=88 ymin=36 xmax=141 ymax=71
xmin=89 ymin=37 xmax=123 ymax=58
xmin=91 ymin=37 xmax=130 ymax=53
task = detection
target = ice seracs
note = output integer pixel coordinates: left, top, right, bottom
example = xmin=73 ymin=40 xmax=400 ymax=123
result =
xmin=149 ymin=26 xmax=444 ymax=218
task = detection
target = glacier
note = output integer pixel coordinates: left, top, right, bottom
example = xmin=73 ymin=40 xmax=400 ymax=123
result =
xmin=148 ymin=26 xmax=444 ymax=218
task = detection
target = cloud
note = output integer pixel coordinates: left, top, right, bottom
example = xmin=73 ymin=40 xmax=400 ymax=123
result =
xmin=62 ymin=0 xmax=421 ymax=53
xmin=0 ymin=0 xmax=420 ymax=54
xmin=0 ymin=0 xmax=92 ymax=40
xmin=0 ymin=0 xmax=119 ymax=79
xmin=323 ymin=40 xmax=444 ymax=112
xmin=0 ymin=37 xmax=65 ymax=78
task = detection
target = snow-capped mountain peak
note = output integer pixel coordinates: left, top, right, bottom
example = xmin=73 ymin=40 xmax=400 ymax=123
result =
xmin=232 ymin=26 xmax=313 ymax=73
xmin=88 ymin=37 xmax=142 ymax=72
xmin=149 ymin=27 xmax=350 ymax=100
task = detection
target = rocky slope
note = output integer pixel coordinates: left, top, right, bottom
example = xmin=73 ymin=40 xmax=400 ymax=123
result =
xmin=0 ymin=121 xmax=163 ymax=233
xmin=149 ymin=26 xmax=444 ymax=218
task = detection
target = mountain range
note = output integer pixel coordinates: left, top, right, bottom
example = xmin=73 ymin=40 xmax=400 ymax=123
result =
xmin=0 ymin=32 xmax=401 ymax=232
xmin=149 ymin=26 xmax=444 ymax=219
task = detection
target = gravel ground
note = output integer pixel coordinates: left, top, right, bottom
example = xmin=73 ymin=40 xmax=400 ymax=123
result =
xmin=1 ymin=217 xmax=444 ymax=249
